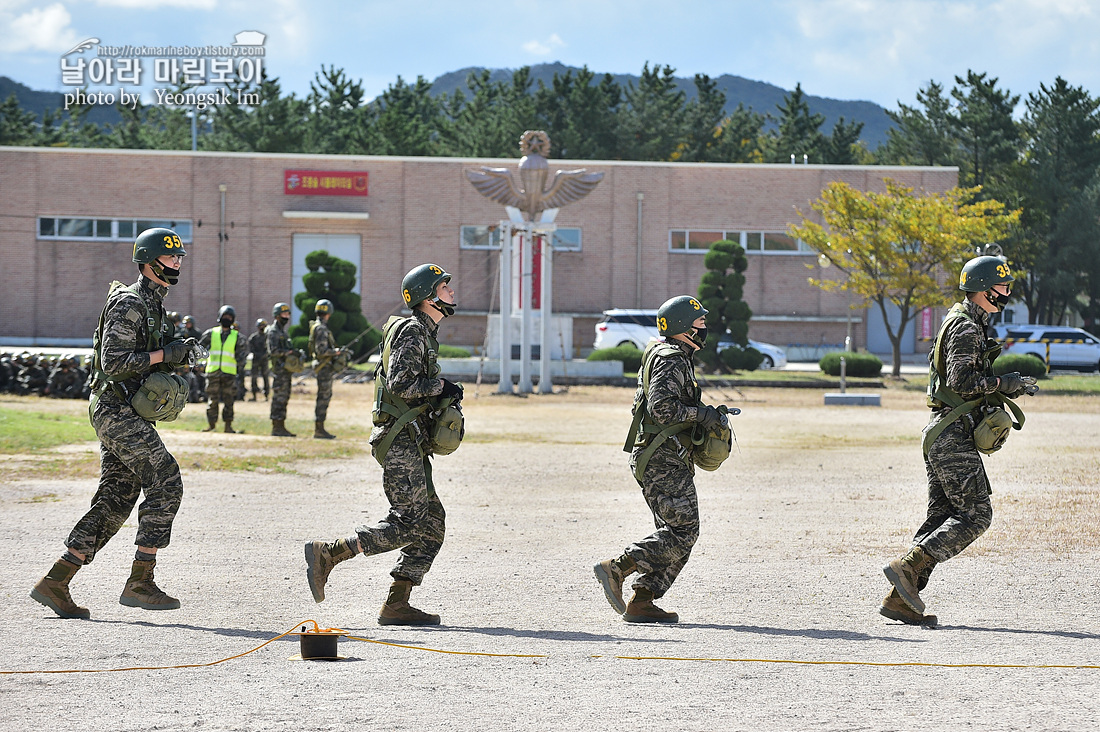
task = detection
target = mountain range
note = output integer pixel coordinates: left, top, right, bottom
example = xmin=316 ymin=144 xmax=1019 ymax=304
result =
xmin=2 ymin=62 xmax=895 ymax=148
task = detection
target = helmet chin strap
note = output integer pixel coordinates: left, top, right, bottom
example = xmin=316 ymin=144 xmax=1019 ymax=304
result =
xmin=430 ymin=298 xmax=456 ymax=318
xmin=985 ymin=289 xmax=1010 ymax=312
xmin=149 ymin=260 xmax=180 ymax=286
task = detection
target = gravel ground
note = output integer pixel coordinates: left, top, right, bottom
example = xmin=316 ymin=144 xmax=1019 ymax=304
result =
xmin=1 ymin=384 xmax=1099 ymax=731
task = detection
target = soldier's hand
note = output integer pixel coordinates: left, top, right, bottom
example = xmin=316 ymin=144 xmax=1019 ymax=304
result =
xmin=440 ymin=378 xmax=464 ymax=400
xmin=998 ymin=372 xmax=1038 ymax=397
xmin=695 ymin=404 xmax=725 ymax=432
xmin=162 ymin=339 xmax=194 ymax=366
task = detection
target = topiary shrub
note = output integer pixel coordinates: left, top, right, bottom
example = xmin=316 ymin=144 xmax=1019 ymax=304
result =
xmin=819 ymin=351 xmax=883 ymax=377
xmin=291 ymin=335 xmax=309 ymax=352
xmin=696 ymin=240 xmax=760 ymax=371
xmin=993 ymin=353 xmax=1047 ymax=378
xmin=588 ymin=344 xmax=642 ymax=373
xmin=294 ymin=249 xmax=378 ymax=360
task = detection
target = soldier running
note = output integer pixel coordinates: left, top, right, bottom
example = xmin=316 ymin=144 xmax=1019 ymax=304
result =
xmin=304 ymin=263 xmax=462 ymax=625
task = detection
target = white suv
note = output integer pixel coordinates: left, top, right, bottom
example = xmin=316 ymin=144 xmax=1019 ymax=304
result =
xmin=593 ymin=310 xmax=660 ymax=350
xmin=993 ymin=325 xmax=1100 ymax=372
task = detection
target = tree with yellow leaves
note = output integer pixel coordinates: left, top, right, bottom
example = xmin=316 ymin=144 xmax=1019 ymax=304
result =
xmin=789 ymin=181 xmax=1019 ymax=377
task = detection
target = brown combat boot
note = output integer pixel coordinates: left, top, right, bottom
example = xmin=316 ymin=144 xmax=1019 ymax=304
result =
xmin=30 ymin=558 xmax=90 ymax=619
xmin=594 ymin=555 xmax=637 ymax=615
xmin=880 ymin=587 xmax=937 ymax=627
xmin=224 ymin=422 xmax=237 ymax=434
xmin=248 ymin=393 xmax=257 ymax=401
xmin=883 ymin=545 xmax=935 ymax=614
xmin=623 ymin=587 xmax=678 ymax=624
xmin=313 ymin=421 xmax=335 ymax=440
xmin=119 ymin=559 xmax=180 ymax=610
xmin=202 ymin=418 xmax=217 ymax=432
xmin=378 ymin=578 xmax=441 ymax=626
xmin=271 ymin=419 xmax=296 ymax=437
xmin=304 ymin=538 xmax=355 ymax=602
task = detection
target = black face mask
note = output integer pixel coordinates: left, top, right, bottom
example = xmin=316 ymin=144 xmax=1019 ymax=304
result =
xmin=689 ymin=326 xmax=708 ymax=348
xmin=278 ymin=315 xmax=290 ymax=327
xmin=986 ymin=289 xmax=1011 ymax=311
xmin=150 ymin=261 xmax=180 ymax=286
xmin=220 ymin=317 xmax=234 ymax=327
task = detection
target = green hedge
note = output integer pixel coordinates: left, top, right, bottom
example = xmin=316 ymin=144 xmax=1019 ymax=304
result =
xmin=819 ymin=351 xmax=883 ymax=377
xmin=993 ymin=353 xmax=1047 ymax=378
xmin=588 ymin=344 xmax=642 ymax=372
xmin=438 ymin=345 xmax=471 ymax=358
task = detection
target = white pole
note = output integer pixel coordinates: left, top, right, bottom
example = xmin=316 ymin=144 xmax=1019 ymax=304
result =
xmin=538 ymin=233 xmax=553 ymax=393
xmin=518 ymin=226 xmax=533 ymax=393
xmin=497 ymin=222 xmax=512 ymax=393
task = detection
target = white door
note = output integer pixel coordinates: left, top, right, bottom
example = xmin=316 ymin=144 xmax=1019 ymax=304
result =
xmin=291 ymin=234 xmax=361 ymax=323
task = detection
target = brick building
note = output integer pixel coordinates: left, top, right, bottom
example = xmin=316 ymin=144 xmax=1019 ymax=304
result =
xmin=0 ymin=146 xmax=957 ymax=356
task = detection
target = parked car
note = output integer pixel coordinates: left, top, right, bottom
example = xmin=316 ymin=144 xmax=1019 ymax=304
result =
xmin=593 ymin=309 xmax=787 ymax=369
xmin=993 ymin=325 xmax=1100 ymax=372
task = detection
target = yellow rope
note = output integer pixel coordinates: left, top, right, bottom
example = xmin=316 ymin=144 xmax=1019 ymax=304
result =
xmin=2 ymin=619 xmax=1096 ymax=675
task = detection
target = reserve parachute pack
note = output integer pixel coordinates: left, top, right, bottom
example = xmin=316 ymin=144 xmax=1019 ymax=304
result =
xmin=280 ymin=349 xmax=306 ymax=373
xmin=923 ymin=302 xmax=1025 ymax=455
xmin=88 ymin=280 xmax=188 ymax=423
xmin=372 ymin=315 xmax=464 ymax=464
xmin=624 ymin=340 xmax=731 ymax=479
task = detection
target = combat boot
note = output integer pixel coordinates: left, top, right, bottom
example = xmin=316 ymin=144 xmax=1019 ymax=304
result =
xmin=378 ymin=578 xmax=441 ymax=626
xmin=594 ymin=555 xmax=637 ymax=615
xmin=623 ymin=587 xmax=678 ymax=624
xmin=30 ymin=558 xmax=90 ymax=619
xmin=224 ymin=422 xmax=237 ymax=434
xmin=119 ymin=559 xmax=180 ymax=610
xmin=883 ymin=545 xmax=935 ymax=614
xmin=202 ymin=417 xmax=217 ymax=432
xmin=304 ymin=538 xmax=355 ymax=603
xmin=248 ymin=393 xmax=257 ymax=401
xmin=880 ymin=587 xmax=937 ymax=628
xmin=313 ymin=421 xmax=336 ymax=440
xmin=271 ymin=419 xmax=296 ymax=437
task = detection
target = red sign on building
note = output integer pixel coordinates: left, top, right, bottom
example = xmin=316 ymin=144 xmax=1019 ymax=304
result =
xmin=284 ymin=170 xmax=368 ymax=196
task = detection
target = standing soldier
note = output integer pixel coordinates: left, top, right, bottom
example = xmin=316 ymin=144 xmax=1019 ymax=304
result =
xmin=304 ymin=263 xmax=462 ymax=626
xmin=199 ymin=305 xmax=248 ymax=434
xmin=268 ymin=302 xmax=301 ymax=437
xmin=594 ymin=295 xmax=727 ymax=624
xmin=30 ymin=227 xmax=194 ymax=618
xmin=882 ymin=256 xmax=1038 ymax=626
xmin=180 ymin=315 xmax=200 ymax=341
xmin=248 ymin=318 xmax=270 ymax=401
xmin=309 ymin=299 xmax=344 ymax=440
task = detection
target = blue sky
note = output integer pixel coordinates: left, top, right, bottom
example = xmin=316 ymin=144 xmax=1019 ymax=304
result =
xmin=2 ymin=0 xmax=1099 ymax=110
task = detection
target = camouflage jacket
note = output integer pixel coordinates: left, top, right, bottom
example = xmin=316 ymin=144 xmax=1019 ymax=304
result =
xmin=248 ymin=329 xmax=268 ymax=357
xmin=309 ymin=319 xmax=337 ymax=367
xmin=99 ymin=276 xmax=171 ymax=400
xmin=632 ymin=338 xmax=701 ymax=459
xmin=928 ymin=298 xmax=1001 ymax=427
xmin=267 ymin=321 xmax=295 ymax=369
xmin=369 ymin=310 xmax=443 ymax=446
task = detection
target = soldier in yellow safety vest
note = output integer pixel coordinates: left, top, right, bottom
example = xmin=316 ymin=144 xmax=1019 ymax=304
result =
xmin=198 ymin=305 xmax=248 ymax=433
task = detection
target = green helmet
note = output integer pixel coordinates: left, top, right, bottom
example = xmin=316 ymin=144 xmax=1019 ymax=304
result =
xmin=315 ymin=298 xmax=334 ymax=316
xmin=132 ymin=227 xmax=187 ymax=265
xmin=960 ymin=256 xmax=1014 ymax=292
xmin=402 ymin=263 xmax=453 ymax=311
xmin=272 ymin=302 xmax=291 ymax=319
xmin=218 ymin=305 xmax=236 ymax=323
xmin=657 ymin=295 xmax=708 ymax=337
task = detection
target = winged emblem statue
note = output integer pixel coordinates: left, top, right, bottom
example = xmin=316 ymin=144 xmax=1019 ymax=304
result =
xmin=465 ymin=130 xmax=603 ymax=220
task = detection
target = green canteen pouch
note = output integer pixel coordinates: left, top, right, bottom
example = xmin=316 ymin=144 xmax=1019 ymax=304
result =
xmin=430 ymin=398 xmax=464 ymax=456
xmin=690 ymin=421 xmax=732 ymax=471
xmin=973 ymin=407 xmax=1013 ymax=455
xmin=130 ymin=371 xmax=189 ymax=422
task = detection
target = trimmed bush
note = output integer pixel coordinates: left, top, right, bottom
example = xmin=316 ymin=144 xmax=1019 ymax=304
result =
xmin=304 ymin=250 xmax=332 ymax=270
xmin=288 ymin=324 xmax=306 ymax=339
xmin=290 ymin=335 xmax=309 ymax=352
xmin=819 ymin=351 xmax=883 ymax=377
xmin=438 ymin=345 xmax=472 ymax=358
xmin=588 ymin=344 xmax=642 ymax=373
xmin=302 ymin=272 xmax=328 ymax=296
xmin=993 ymin=353 xmax=1047 ymax=378
xmin=336 ymin=291 xmax=361 ymax=311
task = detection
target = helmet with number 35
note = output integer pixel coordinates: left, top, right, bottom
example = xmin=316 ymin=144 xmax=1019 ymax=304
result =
xmin=132 ymin=227 xmax=187 ymax=264
xmin=959 ymin=255 xmax=1014 ymax=292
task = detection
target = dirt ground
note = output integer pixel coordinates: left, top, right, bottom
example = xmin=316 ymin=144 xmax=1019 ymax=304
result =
xmin=1 ymin=381 xmax=1099 ymax=731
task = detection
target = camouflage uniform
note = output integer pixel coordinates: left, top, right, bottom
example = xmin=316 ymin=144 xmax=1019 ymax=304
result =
xmin=310 ymin=318 xmax=338 ymax=422
xmin=248 ymin=327 xmax=270 ymax=399
xmin=267 ymin=320 xmax=295 ymax=422
xmin=66 ymin=276 xmax=183 ymax=561
xmin=624 ymin=339 xmax=702 ymax=598
xmin=914 ymin=299 xmax=1001 ymax=562
xmin=199 ymin=326 xmax=248 ymax=426
xmin=363 ymin=310 xmax=446 ymax=584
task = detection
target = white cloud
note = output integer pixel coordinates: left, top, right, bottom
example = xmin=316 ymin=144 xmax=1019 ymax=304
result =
xmin=522 ymin=32 xmax=565 ymax=56
xmin=0 ymin=2 xmax=79 ymax=53
xmin=92 ymin=0 xmax=217 ymax=8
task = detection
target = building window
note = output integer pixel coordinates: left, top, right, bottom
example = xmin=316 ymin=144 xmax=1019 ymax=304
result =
xmin=461 ymin=225 xmax=582 ymax=251
xmin=670 ymin=229 xmax=812 ymax=254
xmin=37 ymin=217 xmax=193 ymax=242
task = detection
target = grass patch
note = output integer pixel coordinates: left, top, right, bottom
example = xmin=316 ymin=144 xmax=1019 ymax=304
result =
xmin=699 ymin=371 xmax=885 ymax=386
xmin=0 ymin=406 xmax=96 ymax=453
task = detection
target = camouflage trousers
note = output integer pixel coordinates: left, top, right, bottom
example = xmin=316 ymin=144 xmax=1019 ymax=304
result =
xmin=913 ymin=418 xmax=993 ymax=563
xmin=66 ymin=392 xmax=184 ymax=562
xmin=205 ymin=371 xmax=237 ymax=424
xmin=269 ymin=369 xmax=292 ymax=421
xmin=357 ymin=431 xmax=446 ymax=585
xmin=314 ymin=367 xmax=334 ymax=422
xmin=625 ymin=445 xmax=700 ymax=598
xmin=250 ymin=360 xmax=270 ymax=397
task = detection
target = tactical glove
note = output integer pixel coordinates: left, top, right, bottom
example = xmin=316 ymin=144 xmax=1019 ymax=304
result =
xmin=998 ymin=371 xmax=1039 ymax=397
xmin=440 ymin=378 xmax=464 ymax=400
xmin=695 ymin=404 xmax=725 ymax=432
xmin=162 ymin=339 xmax=195 ymax=366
